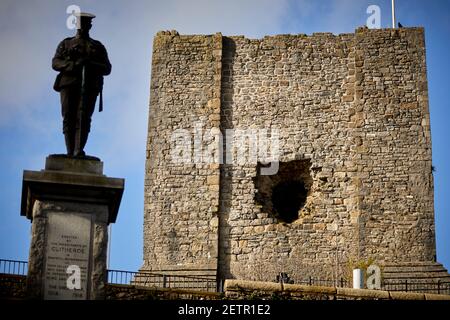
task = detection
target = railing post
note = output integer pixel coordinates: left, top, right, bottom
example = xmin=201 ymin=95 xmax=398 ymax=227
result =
xmin=405 ymin=280 xmax=408 ymax=292
xmin=437 ymin=280 xmax=441 ymax=294
xmin=309 ymin=276 xmax=312 ymax=286
xmin=340 ymin=277 xmax=344 ymax=287
xmin=163 ymin=275 xmax=167 ymax=288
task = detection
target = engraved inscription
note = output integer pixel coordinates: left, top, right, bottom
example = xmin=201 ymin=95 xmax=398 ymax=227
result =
xmin=44 ymin=212 xmax=91 ymax=300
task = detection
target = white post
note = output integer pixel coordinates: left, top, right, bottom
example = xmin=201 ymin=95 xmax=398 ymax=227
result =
xmin=392 ymin=0 xmax=396 ymax=28
xmin=353 ymin=268 xmax=364 ymax=289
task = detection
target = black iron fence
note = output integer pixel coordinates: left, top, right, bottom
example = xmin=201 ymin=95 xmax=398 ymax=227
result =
xmin=1 ymin=259 xmax=449 ymax=295
xmin=0 ymin=259 xmax=28 ymax=276
xmin=287 ymin=277 xmax=349 ymax=288
xmin=107 ymin=269 xmax=217 ymax=292
xmin=382 ymin=279 xmax=450 ymax=295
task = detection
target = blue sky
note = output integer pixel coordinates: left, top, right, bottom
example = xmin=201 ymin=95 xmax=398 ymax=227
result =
xmin=0 ymin=0 xmax=449 ymax=273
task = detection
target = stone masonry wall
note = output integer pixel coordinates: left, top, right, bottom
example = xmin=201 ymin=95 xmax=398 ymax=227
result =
xmin=143 ymin=27 xmax=435 ymax=283
xmin=218 ymin=31 xmax=357 ymax=281
xmin=143 ymin=31 xmax=222 ymax=276
xmin=352 ymin=28 xmax=434 ymax=261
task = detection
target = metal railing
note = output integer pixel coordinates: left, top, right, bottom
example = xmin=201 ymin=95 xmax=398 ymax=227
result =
xmin=107 ymin=269 xmax=217 ymax=292
xmin=1 ymin=259 xmax=449 ymax=295
xmin=382 ymin=279 xmax=450 ymax=295
xmin=287 ymin=277 xmax=349 ymax=288
xmin=0 ymin=259 xmax=28 ymax=276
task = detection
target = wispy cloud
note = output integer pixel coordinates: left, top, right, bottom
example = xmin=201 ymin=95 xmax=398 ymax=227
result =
xmin=0 ymin=0 xmax=291 ymax=170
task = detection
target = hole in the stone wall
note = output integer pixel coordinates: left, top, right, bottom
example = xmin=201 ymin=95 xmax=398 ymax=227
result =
xmin=253 ymin=160 xmax=312 ymax=224
xmin=272 ymin=180 xmax=307 ymax=223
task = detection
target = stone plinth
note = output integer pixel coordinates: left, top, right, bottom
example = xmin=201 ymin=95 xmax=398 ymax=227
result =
xmin=21 ymin=155 xmax=124 ymax=300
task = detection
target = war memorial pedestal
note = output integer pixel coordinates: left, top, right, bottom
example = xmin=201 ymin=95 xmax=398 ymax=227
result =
xmin=20 ymin=155 xmax=124 ymax=300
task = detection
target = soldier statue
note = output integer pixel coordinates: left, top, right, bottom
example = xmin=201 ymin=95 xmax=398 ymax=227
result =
xmin=52 ymin=12 xmax=111 ymax=157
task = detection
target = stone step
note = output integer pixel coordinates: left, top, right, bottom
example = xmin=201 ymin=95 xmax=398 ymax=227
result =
xmin=383 ymin=261 xmax=444 ymax=268
xmin=383 ymin=273 xmax=450 ymax=280
xmin=383 ymin=265 xmax=448 ymax=273
xmin=381 ymin=261 xmax=450 ymax=283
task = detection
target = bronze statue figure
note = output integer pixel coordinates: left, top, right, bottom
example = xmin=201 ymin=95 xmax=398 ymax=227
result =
xmin=52 ymin=13 xmax=111 ymax=157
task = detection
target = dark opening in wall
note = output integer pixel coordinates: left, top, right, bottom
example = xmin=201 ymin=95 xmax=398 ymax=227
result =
xmin=253 ymin=160 xmax=312 ymax=223
xmin=272 ymin=180 xmax=307 ymax=223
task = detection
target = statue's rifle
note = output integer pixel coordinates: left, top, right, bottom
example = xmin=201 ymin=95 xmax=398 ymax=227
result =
xmin=99 ymin=77 xmax=103 ymax=112
xmin=77 ymin=64 xmax=87 ymax=155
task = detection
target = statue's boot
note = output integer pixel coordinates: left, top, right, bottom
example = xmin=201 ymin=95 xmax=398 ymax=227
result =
xmin=64 ymin=132 xmax=74 ymax=157
xmin=74 ymin=130 xmax=88 ymax=157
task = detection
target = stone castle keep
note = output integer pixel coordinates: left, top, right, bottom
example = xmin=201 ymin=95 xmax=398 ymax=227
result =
xmin=141 ymin=27 xmax=443 ymax=283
